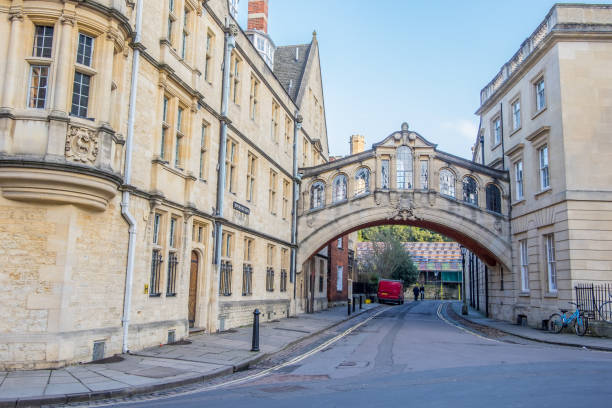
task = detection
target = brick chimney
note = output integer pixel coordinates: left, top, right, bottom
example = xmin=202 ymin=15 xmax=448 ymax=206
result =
xmin=248 ymin=0 xmax=269 ymax=34
xmin=350 ymin=135 xmax=365 ymax=155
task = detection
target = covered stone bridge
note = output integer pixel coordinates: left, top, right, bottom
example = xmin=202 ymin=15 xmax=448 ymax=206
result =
xmin=296 ymin=123 xmax=511 ymax=272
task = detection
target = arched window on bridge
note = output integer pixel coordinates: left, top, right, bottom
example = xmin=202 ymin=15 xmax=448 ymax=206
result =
xmin=310 ymin=181 xmax=325 ymax=209
xmin=396 ymin=146 xmax=413 ymax=189
xmin=463 ymin=176 xmax=478 ymax=206
xmin=486 ymin=184 xmax=502 ymax=214
xmin=332 ymin=174 xmax=347 ymax=203
xmin=439 ymin=169 xmax=455 ymax=197
xmin=354 ymin=167 xmax=370 ymax=196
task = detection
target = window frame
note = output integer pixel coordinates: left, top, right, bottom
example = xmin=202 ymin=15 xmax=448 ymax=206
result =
xmin=538 ymin=144 xmax=550 ymax=190
xmin=246 ymin=152 xmax=257 ymax=202
xmin=332 ymin=174 xmax=348 ymax=203
xmin=510 ymin=98 xmax=521 ymax=132
xmin=310 ymin=181 xmax=325 ymax=209
xmin=439 ymin=168 xmax=456 ymax=198
xmin=396 ymin=146 xmax=413 ymax=190
xmin=519 ymin=239 xmax=529 ymax=292
xmin=545 ymin=234 xmax=557 ymax=293
xmin=514 ymin=160 xmax=524 ymax=200
xmin=462 ymin=176 xmax=478 ymax=206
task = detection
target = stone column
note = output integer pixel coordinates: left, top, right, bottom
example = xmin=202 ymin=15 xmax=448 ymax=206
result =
xmin=389 ymin=153 xmax=397 ymax=190
xmin=375 ymin=154 xmax=381 ymax=190
xmin=51 ymin=14 xmax=75 ymax=115
xmin=47 ymin=13 xmax=75 ymax=160
xmin=98 ymin=31 xmax=116 ymax=125
xmin=1 ymin=10 xmax=24 ymax=109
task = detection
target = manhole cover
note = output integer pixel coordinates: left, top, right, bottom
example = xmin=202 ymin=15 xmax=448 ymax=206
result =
xmin=337 ymin=361 xmax=357 ymax=367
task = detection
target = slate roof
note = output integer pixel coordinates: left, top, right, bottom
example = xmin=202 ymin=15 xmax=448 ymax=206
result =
xmin=356 ymin=242 xmax=462 ymax=271
xmin=273 ymin=43 xmax=311 ymax=102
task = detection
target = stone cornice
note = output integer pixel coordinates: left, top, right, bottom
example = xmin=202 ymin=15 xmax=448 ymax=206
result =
xmin=435 ymin=151 xmax=509 ymax=181
xmin=299 ymin=150 xmax=376 ymax=177
xmin=477 ymin=14 xmax=612 ymax=114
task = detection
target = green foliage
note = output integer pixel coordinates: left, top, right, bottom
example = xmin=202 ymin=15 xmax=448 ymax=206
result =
xmin=358 ymin=225 xmax=451 ymax=243
xmin=356 ymin=228 xmax=419 ymax=285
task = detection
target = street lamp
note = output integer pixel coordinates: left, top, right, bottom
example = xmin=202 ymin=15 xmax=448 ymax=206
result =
xmin=460 ymin=245 xmax=468 ymax=315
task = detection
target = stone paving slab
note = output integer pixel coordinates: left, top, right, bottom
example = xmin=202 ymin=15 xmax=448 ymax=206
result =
xmin=448 ymin=301 xmax=612 ymax=351
xmin=0 ymin=304 xmax=379 ymax=407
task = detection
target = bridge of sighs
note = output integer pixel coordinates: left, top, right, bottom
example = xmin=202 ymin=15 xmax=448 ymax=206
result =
xmin=296 ymin=123 xmax=511 ymax=274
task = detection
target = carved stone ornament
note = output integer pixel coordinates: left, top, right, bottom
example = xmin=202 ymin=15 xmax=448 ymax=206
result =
xmin=65 ymin=125 xmax=99 ymax=165
xmin=388 ymin=195 xmax=419 ymax=222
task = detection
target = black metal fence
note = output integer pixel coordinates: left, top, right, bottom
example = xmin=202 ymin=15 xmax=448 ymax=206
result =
xmin=575 ymin=283 xmax=612 ymax=321
xmin=353 ymin=282 xmax=377 ymax=295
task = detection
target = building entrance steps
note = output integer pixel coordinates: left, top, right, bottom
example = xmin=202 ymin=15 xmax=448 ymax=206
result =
xmin=0 ymin=304 xmax=380 ymax=407
xmin=447 ymin=302 xmax=612 ymax=352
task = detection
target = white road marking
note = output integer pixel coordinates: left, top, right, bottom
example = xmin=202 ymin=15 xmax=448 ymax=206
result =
xmin=436 ymin=302 xmax=501 ymax=343
xmin=86 ymin=307 xmax=388 ymax=406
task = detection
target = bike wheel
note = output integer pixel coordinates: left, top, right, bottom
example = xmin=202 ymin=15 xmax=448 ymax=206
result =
xmin=575 ymin=315 xmax=588 ymax=336
xmin=549 ymin=313 xmax=564 ymax=333
xmin=598 ymin=301 xmax=612 ymax=324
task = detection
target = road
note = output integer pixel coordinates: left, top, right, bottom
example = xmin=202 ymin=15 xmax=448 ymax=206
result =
xmin=84 ymin=301 xmax=612 ymax=408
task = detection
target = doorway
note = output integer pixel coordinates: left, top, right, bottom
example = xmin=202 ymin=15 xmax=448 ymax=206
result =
xmin=188 ymin=251 xmax=199 ymax=328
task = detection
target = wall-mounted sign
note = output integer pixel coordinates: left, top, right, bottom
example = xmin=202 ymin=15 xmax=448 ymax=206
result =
xmin=233 ymin=201 xmax=250 ymax=215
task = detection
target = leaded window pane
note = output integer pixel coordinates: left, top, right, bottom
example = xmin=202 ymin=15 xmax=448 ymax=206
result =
xmin=463 ymin=177 xmax=478 ymax=205
xmin=439 ymin=169 xmax=455 ymax=197
xmin=381 ymin=160 xmax=390 ymax=189
xmin=71 ymin=72 xmax=90 ymax=118
xmin=310 ymin=181 xmax=324 ymax=209
xmin=76 ymin=33 xmax=94 ymax=66
xmin=354 ymin=168 xmax=370 ymax=196
xmin=396 ymin=146 xmax=413 ymax=189
xmin=332 ymin=175 xmax=347 ymax=203
xmin=28 ymin=65 xmax=49 ymax=109
xmin=33 ymin=26 xmax=54 ymax=58
xmin=486 ymin=184 xmax=501 ymax=213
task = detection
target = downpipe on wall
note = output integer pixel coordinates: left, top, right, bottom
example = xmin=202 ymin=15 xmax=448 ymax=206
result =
xmin=290 ymin=114 xmax=303 ymax=315
xmin=213 ymin=20 xmax=237 ymax=313
xmin=121 ymin=0 xmax=143 ymax=354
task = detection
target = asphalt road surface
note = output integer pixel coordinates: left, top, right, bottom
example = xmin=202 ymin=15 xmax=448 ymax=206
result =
xmin=84 ymin=301 xmax=612 ymax=408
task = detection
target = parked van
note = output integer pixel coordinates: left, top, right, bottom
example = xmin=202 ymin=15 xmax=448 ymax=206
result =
xmin=377 ymin=279 xmax=404 ymax=305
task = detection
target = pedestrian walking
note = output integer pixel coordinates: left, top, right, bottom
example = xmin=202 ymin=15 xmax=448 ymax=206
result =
xmin=413 ymin=285 xmax=420 ymax=302
xmin=420 ymin=285 xmax=425 ymax=301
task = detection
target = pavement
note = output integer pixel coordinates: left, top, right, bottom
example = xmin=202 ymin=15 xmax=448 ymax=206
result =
xmin=0 ymin=303 xmax=379 ymax=407
xmin=111 ymin=300 xmax=612 ymax=408
xmin=449 ymin=301 xmax=612 ymax=351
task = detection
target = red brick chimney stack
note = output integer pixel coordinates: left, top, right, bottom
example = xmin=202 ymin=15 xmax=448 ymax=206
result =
xmin=248 ymin=0 xmax=269 ymax=34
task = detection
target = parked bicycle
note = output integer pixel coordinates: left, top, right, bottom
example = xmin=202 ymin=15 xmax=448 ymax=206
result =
xmin=599 ymin=294 xmax=612 ymax=324
xmin=548 ymin=302 xmax=588 ymax=336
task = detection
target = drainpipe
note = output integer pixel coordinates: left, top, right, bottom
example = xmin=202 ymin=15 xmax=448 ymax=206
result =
xmin=121 ymin=0 xmax=143 ymax=354
xmin=213 ymin=21 xmax=237 ymax=280
xmin=290 ymin=114 xmax=303 ymax=309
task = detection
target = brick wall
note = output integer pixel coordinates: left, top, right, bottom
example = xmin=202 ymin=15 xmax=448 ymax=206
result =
xmin=327 ymin=236 xmax=349 ymax=303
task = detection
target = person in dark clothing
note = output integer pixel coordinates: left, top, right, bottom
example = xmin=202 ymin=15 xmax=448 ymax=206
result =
xmin=420 ymin=285 xmax=425 ymax=300
xmin=412 ymin=285 xmax=420 ymax=302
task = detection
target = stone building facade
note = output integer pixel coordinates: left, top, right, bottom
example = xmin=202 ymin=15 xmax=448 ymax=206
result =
xmin=472 ymin=4 xmax=612 ymax=327
xmin=0 ymin=0 xmax=329 ymax=369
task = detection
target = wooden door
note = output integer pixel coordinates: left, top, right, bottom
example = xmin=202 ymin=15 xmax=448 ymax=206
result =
xmin=188 ymin=251 xmax=198 ymax=328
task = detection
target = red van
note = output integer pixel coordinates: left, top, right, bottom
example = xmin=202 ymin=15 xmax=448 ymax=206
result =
xmin=377 ymin=279 xmax=404 ymax=305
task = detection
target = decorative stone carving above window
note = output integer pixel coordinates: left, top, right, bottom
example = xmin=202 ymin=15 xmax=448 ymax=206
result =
xmin=65 ymin=125 xmax=99 ymax=165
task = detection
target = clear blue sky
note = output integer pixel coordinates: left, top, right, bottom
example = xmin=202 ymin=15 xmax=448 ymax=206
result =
xmin=236 ymin=1 xmax=609 ymax=159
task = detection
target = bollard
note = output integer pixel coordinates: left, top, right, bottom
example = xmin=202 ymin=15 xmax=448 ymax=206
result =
xmin=359 ymin=296 xmax=363 ymax=310
xmin=251 ymin=309 xmax=260 ymax=352
xmin=347 ymin=299 xmax=351 ymax=316
xmin=352 ymin=297 xmax=356 ymax=312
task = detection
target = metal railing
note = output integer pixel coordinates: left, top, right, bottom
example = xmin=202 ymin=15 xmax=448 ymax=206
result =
xmin=575 ymin=283 xmax=612 ymax=321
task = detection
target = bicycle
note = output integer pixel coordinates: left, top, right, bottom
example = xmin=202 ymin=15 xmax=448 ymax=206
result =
xmin=548 ymin=302 xmax=588 ymax=336
xmin=598 ymin=294 xmax=612 ymax=324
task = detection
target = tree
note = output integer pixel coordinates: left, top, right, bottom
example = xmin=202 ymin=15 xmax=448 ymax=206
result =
xmin=358 ymin=225 xmax=452 ymax=243
xmin=357 ymin=228 xmax=418 ymax=285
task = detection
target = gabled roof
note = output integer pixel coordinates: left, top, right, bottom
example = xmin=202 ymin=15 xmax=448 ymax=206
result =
xmin=273 ymin=43 xmax=312 ymax=102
